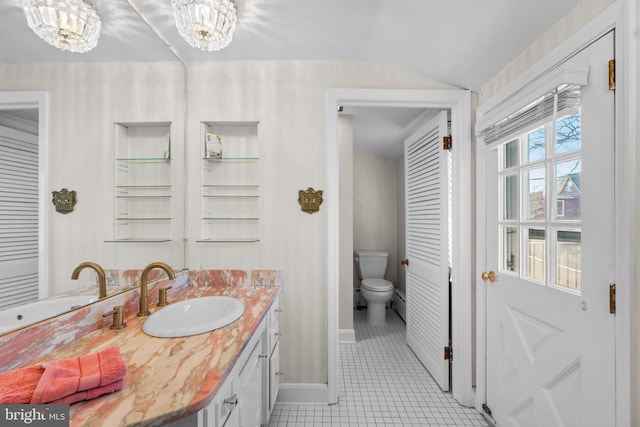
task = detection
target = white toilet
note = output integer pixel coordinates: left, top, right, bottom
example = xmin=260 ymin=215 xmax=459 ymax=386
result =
xmin=354 ymin=250 xmax=394 ymax=325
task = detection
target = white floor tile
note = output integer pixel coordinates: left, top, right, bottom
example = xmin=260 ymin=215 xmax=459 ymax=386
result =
xmin=269 ymin=308 xmax=488 ymax=426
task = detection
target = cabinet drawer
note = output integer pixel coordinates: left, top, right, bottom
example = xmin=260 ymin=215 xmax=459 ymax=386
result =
xmin=268 ymin=298 xmax=280 ymax=330
xmin=267 ymin=298 xmax=281 ymax=354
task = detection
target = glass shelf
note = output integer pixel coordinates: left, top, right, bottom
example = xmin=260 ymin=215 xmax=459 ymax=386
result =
xmin=117 ymin=157 xmax=171 ymax=163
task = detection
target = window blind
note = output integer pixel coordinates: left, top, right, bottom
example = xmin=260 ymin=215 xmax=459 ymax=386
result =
xmin=479 ymin=85 xmax=581 ymax=145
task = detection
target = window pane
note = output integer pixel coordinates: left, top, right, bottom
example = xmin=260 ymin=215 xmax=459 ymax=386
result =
xmin=504 ymin=140 xmax=518 ymax=169
xmin=555 ymin=159 xmax=581 ymax=220
xmin=503 ymin=174 xmax=518 ymax=220
xmin=502 ymin=226 xmax=518 ymax=273
xmin=527 ymin=228 xmax=545 ymax=281
xmin=556 ymin=110 xmax=581 ymax=154
xmin=527 ymin=167 xmax=545 ymax=220
xmin=556 ymin=230 xmax=581 ymax=291
xmin=527 ymin=127 xmax=545 ymax=162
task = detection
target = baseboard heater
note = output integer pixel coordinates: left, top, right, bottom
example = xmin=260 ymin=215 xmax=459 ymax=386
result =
xmin=394 ymin=289 xmax=406 ymax=322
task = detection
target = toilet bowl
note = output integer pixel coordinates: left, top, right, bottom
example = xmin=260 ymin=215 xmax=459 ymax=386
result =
xmin=354 ymin=250 xmax=394 ymax=325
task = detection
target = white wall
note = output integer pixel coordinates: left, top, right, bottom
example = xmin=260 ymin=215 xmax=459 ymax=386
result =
xmin=0 ymin=60 xmax=454 ymax=386
xmin=353 ymin=147 xmax=399 ymax=286
xmin=479 ymin=0 xmax=616 ymax=103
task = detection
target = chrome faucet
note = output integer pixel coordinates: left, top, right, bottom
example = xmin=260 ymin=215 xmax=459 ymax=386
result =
xmin=138 ymin=262 xmax=176 ymax=317
xmin=71 ymin=262 xmax=107 ymax=299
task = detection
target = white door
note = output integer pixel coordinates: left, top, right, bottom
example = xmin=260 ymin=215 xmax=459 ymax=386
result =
xmin=0 ymin=124 xmax=39 ymax=310
xmin=484 ymin=32 xmax=615 ymax=426
xmin=404 ymin=110 xmax=451 ymax=391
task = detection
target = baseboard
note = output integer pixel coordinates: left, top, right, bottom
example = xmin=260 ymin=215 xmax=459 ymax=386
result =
xmin=339 ymin=328 xmax=356 ymax=344
xmin=276 ymin=383 xmax=328 ymax=404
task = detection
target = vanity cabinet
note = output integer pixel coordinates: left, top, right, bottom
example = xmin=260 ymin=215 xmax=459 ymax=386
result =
xmin=167 ymin=295 xmax=281 ymax=427
xmin=199 ymin=122 xmax=259 ymax=243
xmin=265 ymin=297 xmax=281 ymax=421
xmin=111 ymin=122 xmax=173 ymax=242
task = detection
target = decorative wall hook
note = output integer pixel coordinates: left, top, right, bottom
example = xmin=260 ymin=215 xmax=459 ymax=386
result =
xmin=52 ymin=188 xmax=77 ymax=214
xmin=298 ymin=187 xmax=323 ymax=214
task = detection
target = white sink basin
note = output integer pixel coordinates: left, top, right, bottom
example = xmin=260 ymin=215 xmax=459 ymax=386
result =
xmin=142 ymin=296 xmax=245 ymax=338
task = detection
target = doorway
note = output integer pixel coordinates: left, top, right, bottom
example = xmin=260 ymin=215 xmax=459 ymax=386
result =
xmin=326 ymin=88 xmax=473 ymax=406
xmin=344 ymin=105 xmax=437 ymax=327
xmin=0 ymin=92 xmax=49 ymax=304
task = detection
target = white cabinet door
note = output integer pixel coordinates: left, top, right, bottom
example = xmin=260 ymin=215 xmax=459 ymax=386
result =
xmin=269 ymin=340 xmax=280 ymax=414
xmin=238 ymin=341 xmax=262 ymax=427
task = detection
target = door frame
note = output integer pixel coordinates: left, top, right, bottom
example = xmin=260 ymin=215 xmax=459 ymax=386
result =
xmin=326 ymin=88 xmax=473 ymax=406
xmin=474 ymin=1 xmax=635 ymax=424
xmin=0 ymin=91 xmax=49 ymax=299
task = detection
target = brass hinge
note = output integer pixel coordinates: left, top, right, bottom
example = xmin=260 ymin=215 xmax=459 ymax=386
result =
xmin=443 ymin=135 xmax=452 ymax=151
xmin=444 ymin=346 xmax=453 ymax=360
xmin=610 ymin=283 xmax=616 ymax=314
xmin=609 ymin=59 xmax=615 ymax=91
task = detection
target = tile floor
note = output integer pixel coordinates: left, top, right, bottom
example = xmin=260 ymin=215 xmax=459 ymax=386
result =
xmin=268 ymin=307 xmax=488 ymax=426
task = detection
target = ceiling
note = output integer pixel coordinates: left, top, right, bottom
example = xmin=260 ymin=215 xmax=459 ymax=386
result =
xmin=0 ymin=0 xmax=580 ymax=157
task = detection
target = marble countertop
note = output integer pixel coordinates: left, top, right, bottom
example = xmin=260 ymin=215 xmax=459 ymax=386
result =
xmin=16 ymin=278 xmax=280 ymax=427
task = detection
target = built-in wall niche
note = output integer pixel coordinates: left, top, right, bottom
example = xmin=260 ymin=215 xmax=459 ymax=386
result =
xmin=109 ymin=122 xmax=173 ymax=242
xmin=199 ymin=121 xmax=260 ymax=242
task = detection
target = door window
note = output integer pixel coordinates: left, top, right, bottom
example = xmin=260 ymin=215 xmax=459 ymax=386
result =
xmin=498 ymin=93 xmax=582 ymax=293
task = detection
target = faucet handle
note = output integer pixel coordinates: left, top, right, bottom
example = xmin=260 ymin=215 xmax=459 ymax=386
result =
xmin=158 ymin=286 xmax=172 ymax=307
xmin=103 ymin=306 xmax=126 ymax=330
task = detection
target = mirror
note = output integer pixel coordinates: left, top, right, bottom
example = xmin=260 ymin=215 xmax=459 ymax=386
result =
xmin=0 ymin=1 xmax=186 ymax=335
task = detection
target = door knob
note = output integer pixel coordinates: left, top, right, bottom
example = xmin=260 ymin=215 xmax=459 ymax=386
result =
xmin=401 ymin=259 xmax=409 ymax=266
xmin=481 ymin=271 xmax=496 ymax=283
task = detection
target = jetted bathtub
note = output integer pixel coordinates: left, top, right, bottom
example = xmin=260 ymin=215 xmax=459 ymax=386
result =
xmin=0 ymin=295 xmax=98 ymax=334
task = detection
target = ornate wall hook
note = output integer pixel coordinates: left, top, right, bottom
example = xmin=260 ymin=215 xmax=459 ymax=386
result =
xmin=52 ymin=188 xmax=77 ymax=214
xmin=298 ymin=187 xmax=323 ymax=214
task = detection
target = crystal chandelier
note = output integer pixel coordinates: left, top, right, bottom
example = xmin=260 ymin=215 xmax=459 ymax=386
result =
xmin=23 ymin=0 xmax=101 ymax=53
xmin=172 ymin=0 xmax=237 ymax=51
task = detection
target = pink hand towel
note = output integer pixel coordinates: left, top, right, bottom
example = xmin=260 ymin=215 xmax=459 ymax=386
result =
xmin=0 ymin=346 xmax=127 ymax=405
xmin=0 ymin=365 xmax=45 ymax=404
xmin=31 ymin=346 xmax=127 ymax=404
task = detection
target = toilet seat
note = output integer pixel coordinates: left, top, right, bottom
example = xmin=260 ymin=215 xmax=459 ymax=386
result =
xmin=361 ymin=278 xmax=393 ymax=292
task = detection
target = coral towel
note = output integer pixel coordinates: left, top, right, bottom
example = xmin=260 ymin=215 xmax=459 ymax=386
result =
xmin=0 ymin=346 xmax=127 ymax=405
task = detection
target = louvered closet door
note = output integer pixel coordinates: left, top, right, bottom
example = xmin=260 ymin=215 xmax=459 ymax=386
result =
xmin=0 ymin=125 xmax=39 ymax=310
xmin=404 ymin=110 xmax=450 ymax=391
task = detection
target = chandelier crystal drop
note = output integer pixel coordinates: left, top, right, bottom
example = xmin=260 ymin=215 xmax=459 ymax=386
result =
xmin=172 ymin=0 xmax=237 ymax=51
xmin=22 ymin=0 xmax=101 ymax=53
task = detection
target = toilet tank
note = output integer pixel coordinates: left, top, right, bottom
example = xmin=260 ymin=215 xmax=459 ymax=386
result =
xmin=354 ymin=250 xmax=389 ymax=279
